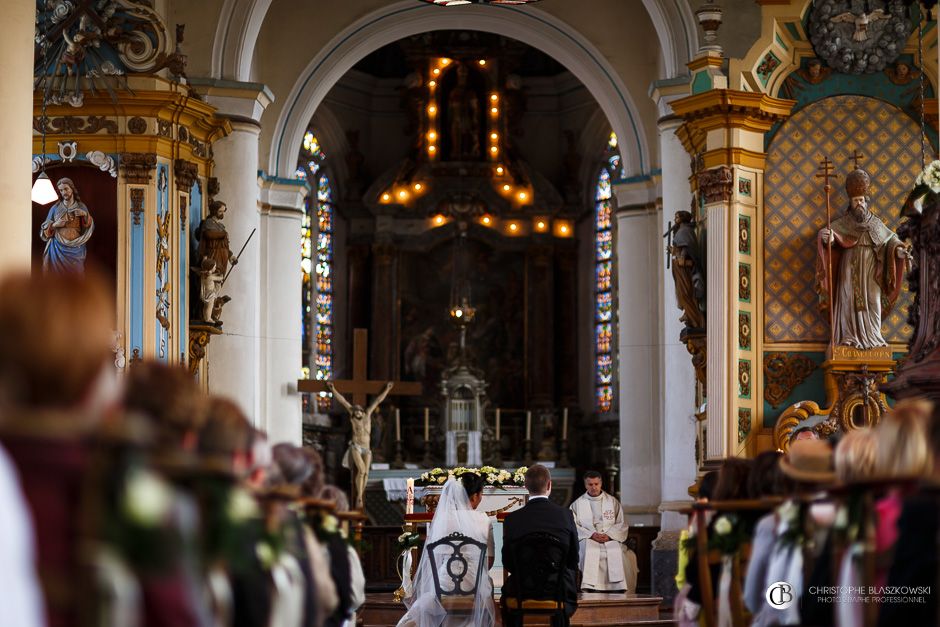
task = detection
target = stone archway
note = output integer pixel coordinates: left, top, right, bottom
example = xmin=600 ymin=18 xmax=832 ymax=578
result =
xmin=263 ymin=0 xmax=654 ymax=179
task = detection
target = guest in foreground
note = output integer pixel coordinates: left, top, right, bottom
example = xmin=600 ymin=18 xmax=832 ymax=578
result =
xmin=569 ymin=470 xmax=636 ymax=592
xmin=502 ymin=464 xmax=579 ymax=627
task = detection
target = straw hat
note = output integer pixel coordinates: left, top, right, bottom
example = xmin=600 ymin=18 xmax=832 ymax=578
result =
xmin=779 ymin=439 xmax=836 ymax=483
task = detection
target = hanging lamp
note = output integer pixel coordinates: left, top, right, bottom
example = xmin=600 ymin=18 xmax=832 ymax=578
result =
xmin=31 ymin=8 xmax=58 ymax=206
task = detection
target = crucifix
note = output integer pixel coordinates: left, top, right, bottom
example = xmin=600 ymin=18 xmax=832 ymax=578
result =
xmin=851 ymin=148 xmax=865 ymax=170
xmin=297 ymin=328 xmax=422 ymax=509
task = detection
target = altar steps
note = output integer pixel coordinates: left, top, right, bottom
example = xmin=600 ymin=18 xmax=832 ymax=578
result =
xmin=358 ymin=592 xmax=669 ymax=626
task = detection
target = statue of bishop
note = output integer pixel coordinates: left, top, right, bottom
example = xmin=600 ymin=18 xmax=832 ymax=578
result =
xmin=816 ymin=168 xmax=909 ymax=349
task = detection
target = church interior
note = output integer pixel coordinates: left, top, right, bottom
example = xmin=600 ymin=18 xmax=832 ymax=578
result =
xmin=3 ymin=0 xmax=940 ymax=625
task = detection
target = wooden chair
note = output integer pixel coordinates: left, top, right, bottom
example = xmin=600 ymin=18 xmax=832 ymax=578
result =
xmin=425 ymin=531 xmax=487 ymax=616
xmin=501 ymin=531 xmax=568 ymax=626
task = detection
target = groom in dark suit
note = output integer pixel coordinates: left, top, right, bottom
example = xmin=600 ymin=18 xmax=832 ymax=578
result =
xmin=501 ymin=464 xmax=580 ymax=627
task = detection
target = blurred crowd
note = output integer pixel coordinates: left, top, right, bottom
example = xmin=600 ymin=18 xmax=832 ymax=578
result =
xmin=0 ymin=271 xmax=364 ymax=627
xmin=675 ymin=398 xmax=940 ymax=626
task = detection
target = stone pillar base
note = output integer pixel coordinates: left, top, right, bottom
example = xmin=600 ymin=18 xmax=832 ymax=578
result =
xmin=650 ymin=529 xmax=682 ymax=606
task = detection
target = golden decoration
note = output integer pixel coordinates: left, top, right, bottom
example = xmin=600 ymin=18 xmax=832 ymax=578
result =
xmin=763 ymin=352 xmax=816 ymax=409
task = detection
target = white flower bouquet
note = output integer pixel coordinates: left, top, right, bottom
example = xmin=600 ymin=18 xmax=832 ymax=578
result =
xmin=416 ymin=465 xmax=528 ymax=487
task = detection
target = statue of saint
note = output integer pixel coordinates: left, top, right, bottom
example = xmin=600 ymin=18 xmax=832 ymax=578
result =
xmin=447 ymin=64 xmax=481 ymax=159
xmin=326 ymin=380 xmax=394 ymax=510
xmin=195 ymin=200 xmax=236 ymax=275
xmin=670 ymin=211 xmax=705 ymax=330
xmin=40 ymin=177 xmax=94 ymax=274
xmin=817 ymin=168 xmax=910 ymax=349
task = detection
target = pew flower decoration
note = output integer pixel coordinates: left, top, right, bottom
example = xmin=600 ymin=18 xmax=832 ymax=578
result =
xmin=122 ymin=468 xmax=173 ymax=525
xmin=396 ymin=531 xmax=422 ymax=552
xmin=227 ymin=486 xmax=261 ymax=522
xmin=915 ymin=160 xmax=940 ymax=193
xmin=907 ymin=160 xmax=940 ymax=214
xmin=416 ymin=466 xmax=527 ymax=487
xmin=714 ymin=516 xmax=733 ymax=536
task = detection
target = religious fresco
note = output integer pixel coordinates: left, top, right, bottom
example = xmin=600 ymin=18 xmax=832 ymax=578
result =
xmin=32 ymin=165 xmax=117 ymax=291
xmin=398 ymin=236 xmax=525 ymax=408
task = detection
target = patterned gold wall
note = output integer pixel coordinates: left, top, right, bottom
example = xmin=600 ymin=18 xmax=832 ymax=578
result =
xmin=764 ymin=95 xmax=921 ymax=343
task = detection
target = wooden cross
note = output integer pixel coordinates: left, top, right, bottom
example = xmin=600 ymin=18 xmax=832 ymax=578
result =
xmin=297 ymin=328 xmax=422 ymax=406
xmin=816 ymin=156 xmax=838 ymax=191
xmin=851 ymin=149 xmax=865 ymax=170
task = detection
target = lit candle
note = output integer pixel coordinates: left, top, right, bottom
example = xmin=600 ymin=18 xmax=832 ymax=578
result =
xmin=424 ymin=407 xmax=430 ymax=441
xmin=406 ymin=478 xmax=414 ymax=515
xmin=495 ymin=408 xmax=501 ymax=441
xmin=562 ymin=407 xmax=568 ymax=442
xmin=526 ymin=410 xmax=532 ymax=440
xmin=395 ymin=408 xmax=401 ymax=442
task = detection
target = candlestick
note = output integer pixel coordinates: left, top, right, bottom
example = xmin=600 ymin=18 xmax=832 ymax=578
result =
xmin=405 ymin=478 xmax=414 ymax=515
xmin=424 ymin=407 xmax=430 ymax=441
xmin=495 ymin=408 xmax=501 ymax=440
xmin=395 ymin=408 xmax=401 ymax=441
xmin=525 ymin=410 xmax=531 ymax=440
xmin=562 ymin=407 xmax=568 ymax=442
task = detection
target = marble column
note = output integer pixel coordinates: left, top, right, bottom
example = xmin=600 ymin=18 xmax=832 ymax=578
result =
xmin=613 ymin=180 xmax=662 ymax=526
xmin=193 ymin=80 xmax=272 ymax=428
xmin=650 ymin=116 xmax=699 ymax=603
xmin=1 ymin=0 xmax=34 ymax=273
xmin=208 ymin=120 xmax=263 ymax=423
xmin=259 ymin=177 xmax=307 ymax=445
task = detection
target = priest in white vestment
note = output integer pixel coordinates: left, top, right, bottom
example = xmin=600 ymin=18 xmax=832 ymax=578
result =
xmin=569 ymin=471 xmax=638 ymax=593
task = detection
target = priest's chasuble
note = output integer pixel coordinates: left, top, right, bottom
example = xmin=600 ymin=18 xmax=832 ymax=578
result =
xmin=570 ymin=492 xmax=636 ymax=591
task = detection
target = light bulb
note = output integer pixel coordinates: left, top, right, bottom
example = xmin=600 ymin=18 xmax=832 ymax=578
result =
xmin=428 ymin=145 xmax=437 ymax=154
xmin=508 ymin=223 xmax=518 ymax=232
xmin=478 ymin=60 xmax=486 ymax=66
xmin=490 ymin=132 xmax=498 ymax=141
xmin=496 ymin=166 xmax=504 ymax=175
xmin=414 ymin=183 xmax=423 ymax=191
xmin=428 ymin=131 xmax=437 ymax=140
xmin=31 ymin=172 xmax=58 ymax=205
xmin=518 ymin=192 xmax=528 ymax=201
xmin=381 ymin=193 xmax=391 ymax=202
xmin=537 ymin=221 xmax=545 ymax=230
xmin=429 ymin=80 xmax=436 ymax=88
xmin=482 ymin=216 xmax=491 ymax=225
xmin=490 ymin=94 xmax=498 ymax=102
xmin=491 ymin=107 xmax=498 ymax=114
xmin=398 ymin=190 xmax=408 ymax=200
xmin=432 ymin=68 xmax=440 ymax=76
xmin=490 ymin=146 xmax=498 ymax=154
xmin=428 ymin=105 xmax=437 ymax=114
xmin=502 ymin=184 xmax=511 ymax=192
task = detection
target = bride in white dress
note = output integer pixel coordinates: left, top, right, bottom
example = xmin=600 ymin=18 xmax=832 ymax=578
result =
xmin=398 ymin=473 xmax=495 ymax=627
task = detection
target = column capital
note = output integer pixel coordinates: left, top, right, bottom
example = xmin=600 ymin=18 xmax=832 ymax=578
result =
xmin=672 ymin=89 xmax=795 ymax=169
xmin=649 ymin=76 xmax=691 ymax=119
xmin=188 ymin=78 xmax=275 ymax=124
xmin=613 ymin=175 xmax=661 ymax=209
xmin=258 ymin=173 xmax=308 ymax=217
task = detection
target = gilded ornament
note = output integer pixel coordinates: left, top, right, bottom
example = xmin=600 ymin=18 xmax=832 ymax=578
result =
xmin=737 ymin=409 xmax=751 ymax=443
xmin=129 ymin=188 xmax=145 ymax=226
xmin=128 ymin=117 xmax=147 ymax=134
xmin=738 ymin=359 xmax=751 ymax=398
xmin=34 ymin=115 xmax=118 ymax=135
xmin=739 ymin=312 xmax=751 ymax=350
xmin=698 ymin=166 xmax=734 ymax=203
xmin=763 ymin=352 xmax=816 ymax=409
xmin=174 ymin=159 xmax=198 ymax=191
xmin=738 ymin=214 xmax=750 ymax=253
xmin=738 ymin=263 xmax=751 ymax=302
xmin=120 ymin=152 xmax=157 ymax=185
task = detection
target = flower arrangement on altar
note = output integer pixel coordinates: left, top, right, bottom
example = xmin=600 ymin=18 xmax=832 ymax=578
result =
xmin=416 ymin=465 xmax=528 ymax=487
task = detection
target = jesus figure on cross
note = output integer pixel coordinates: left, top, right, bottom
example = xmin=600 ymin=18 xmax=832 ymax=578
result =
xmin=327 ymin=379 xmax=394 ymax=509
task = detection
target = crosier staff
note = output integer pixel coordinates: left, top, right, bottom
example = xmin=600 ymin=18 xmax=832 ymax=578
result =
xmin=816 ymin=156 xmax=838 ymax=351
xmin=221 ymin=228 xmax=256 ymax=286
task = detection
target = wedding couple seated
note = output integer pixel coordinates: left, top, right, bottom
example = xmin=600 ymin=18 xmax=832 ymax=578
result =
xmin=398 ymin=473 xmax=495 ymax=627
xmin=399 ymin=465 xmax=583 ymax=627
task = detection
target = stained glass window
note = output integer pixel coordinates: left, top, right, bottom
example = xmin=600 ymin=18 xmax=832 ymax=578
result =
xmin=297 ymin=131 xmax=333 ymax=412
xmin=594 ymin=133 xmax=621 ymax=413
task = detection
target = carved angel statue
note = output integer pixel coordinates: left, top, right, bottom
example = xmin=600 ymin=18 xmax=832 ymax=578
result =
xmin=830 ymin=9 xmax=890 ymax=42
xmin=195 ymin=258 xmax=228 ymax=325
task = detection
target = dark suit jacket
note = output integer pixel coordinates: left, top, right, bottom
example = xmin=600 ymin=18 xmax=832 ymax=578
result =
xmin=501 ymin=497 xmax=580 ymax=624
